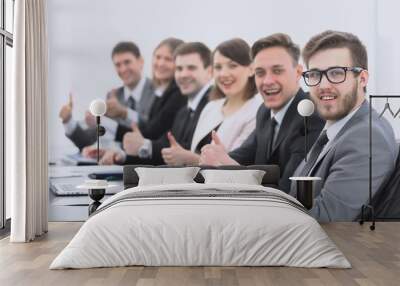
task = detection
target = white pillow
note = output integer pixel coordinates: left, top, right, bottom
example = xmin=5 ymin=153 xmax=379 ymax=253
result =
xmin=200 ymin=169 xmax=266 ymax=185
xmin=135 ymin=167 xmax=200 ymax=186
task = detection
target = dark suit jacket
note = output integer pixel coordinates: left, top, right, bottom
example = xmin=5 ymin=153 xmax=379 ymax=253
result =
xmin=229 ymin=89 xmax=324 ymax=193
xmin=115 ymin=80 xmax=187 ymax=141
xmin=125 ymin=88 xmax=211 ymax=165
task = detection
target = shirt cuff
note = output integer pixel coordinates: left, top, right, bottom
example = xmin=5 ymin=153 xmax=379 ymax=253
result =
xmin=138 ymin=138 xmax=153 ymax=158
xmin=63 ymin=119 xmax=78 ymax=136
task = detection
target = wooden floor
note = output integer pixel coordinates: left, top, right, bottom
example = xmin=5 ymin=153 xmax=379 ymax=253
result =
xmin=0 ymin=222 xmax=399 ymax=286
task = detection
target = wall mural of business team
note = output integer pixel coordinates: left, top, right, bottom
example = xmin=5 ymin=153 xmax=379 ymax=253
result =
xmin=59 ymin=31 xmax=399 ymax=222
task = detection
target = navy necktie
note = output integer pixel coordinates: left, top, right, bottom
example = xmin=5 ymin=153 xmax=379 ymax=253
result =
xmin=127 ymin=96 xmax=136 ymax=110
xmin=181 ymin=107 xmax=195 ymax=148
xmin=267 ymin=117 xmax=278 ymax=158
xmin=299 ymin=130 xmax=329 ymax=176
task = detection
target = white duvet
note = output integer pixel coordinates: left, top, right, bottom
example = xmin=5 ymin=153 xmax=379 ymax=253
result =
xmin=50 ymin=183 xmax=350 ymax=269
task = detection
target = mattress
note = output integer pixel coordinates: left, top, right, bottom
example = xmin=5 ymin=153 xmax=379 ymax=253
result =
xmin=50 ymin=183 xmax=350 ymax=269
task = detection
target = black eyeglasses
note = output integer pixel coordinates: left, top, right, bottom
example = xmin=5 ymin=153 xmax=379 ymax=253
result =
xmin=302 ymin=66 xmax=363 ymax=87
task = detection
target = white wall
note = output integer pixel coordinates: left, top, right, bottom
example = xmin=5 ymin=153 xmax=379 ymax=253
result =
xmin=376 ymin=0 xmax=400 ymax=139
xmin=48 ymin=0 xmax=387 ymax=160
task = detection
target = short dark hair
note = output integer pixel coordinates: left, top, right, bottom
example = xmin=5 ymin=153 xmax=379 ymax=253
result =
xmin=302 ymin=30 xmax=368 ymax=70
xmin=302 ymin=30 xmax=368 ymax=92
xmin=173 ymin=42 xmax=212 ymax=68
xmin=111 ymin=41 xmax=141 ymax=58
xmin=251 ymin=33 xmax=300 ymax=65
xmin=210 ymin=38 xmax=257 ymax=100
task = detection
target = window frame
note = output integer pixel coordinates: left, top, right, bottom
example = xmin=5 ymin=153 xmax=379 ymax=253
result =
xmin=0 ymin=0 xmax=14 ymax=231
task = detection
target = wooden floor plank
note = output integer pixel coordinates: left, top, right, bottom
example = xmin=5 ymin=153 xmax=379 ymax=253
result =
xmin=1 ymin=222 xmax=400 ymax=286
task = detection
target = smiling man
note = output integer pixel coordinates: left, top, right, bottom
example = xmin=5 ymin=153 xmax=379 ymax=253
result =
xmin=200 ymin=33 xmax=324 ymax=193
xmin=290 ymin=30 xmax=398 ymax=221
xmin=99 ymin=42 xmax=213 ymax=165
xmin=60 ymin=41 xmax=155 ymax=151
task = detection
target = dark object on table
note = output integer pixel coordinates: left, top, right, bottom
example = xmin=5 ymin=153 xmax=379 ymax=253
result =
xmin=88 ymin=172 xmax=123 ymax=181
xmin=88 ymin=188 xmax=105 ymax=215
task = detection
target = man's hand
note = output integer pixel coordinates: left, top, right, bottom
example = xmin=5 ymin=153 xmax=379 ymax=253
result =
xmin=161 ymin=132 xmax=200 ymax=166
xmin=59 ymin=93 xmax=73 ymax=124
xmin=99 ymin=149 xmax=125 ymax=165
xmin=105 ymin=90 xmax=127 ymax=119
xmin=82 ymin=145 xmax=106 ymax=159
xmin=84 ymin=111 xmax=96 ymax=128
xmin=123 ymin=123 xmax=144 ymax=156
xmin=200 ymin=131 xmax=238 ymax=166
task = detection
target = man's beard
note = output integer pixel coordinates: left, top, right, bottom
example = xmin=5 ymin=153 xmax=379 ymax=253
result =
xmin=319 ymin=82 xmax=358 ymax=121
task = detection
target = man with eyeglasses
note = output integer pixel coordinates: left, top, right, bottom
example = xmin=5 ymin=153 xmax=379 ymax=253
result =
xmin=200 ymin=33 xmax=324 ymax=193
xmin=290 ymin=30 xmax=398 ymax=222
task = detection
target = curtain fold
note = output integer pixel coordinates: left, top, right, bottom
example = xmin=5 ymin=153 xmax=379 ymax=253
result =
xmin=10 ymin=0 xmax=48 ymax=242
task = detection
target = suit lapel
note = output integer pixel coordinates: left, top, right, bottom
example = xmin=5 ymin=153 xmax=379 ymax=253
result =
xmin=149 ymin=83 xmax=172 ymax=119
xmin=271 ymin=89 xmax=305 ymax=154
xmin=257 ymin=108 xmax=271 ymax=162
xmin=191 ymin=99 xmax=224 ymax=152
xmin=308 ymin=100 xmax=369 ymax=175
xmin=116 ymin=87 xmax=125 ymax=104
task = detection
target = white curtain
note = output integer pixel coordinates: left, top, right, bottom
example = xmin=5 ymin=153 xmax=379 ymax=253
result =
xmin=10 ymin=0 xmax=48 ymax=242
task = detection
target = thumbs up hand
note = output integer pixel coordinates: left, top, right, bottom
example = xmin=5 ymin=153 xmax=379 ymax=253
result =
xmin=123 ymin=123 xmax=144 ymax=156
xmin=161 ymin=132 xmax=200 ymax=166
xmin=167 ymin=132 xmax=180 ymax=147
xmin=200 ymin=131 xmax=238 ymax=166
xmin=106 ymin=89 xmax=127 ymax=119
xmin=211 ymin=130 xmax=223 ymax=146
xmin=84 ymin=111 xmax=96 ymax=128
xmin=59 ymin=92 xmax=74 ymax=123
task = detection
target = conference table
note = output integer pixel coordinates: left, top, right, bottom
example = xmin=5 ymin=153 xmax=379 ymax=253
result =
xmin=48 ymin=165 xmax=124 ymax=221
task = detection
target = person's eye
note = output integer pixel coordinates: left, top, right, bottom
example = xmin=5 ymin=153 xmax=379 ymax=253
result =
xmin=329 ymin=69 xmax=344 ymax=77
xmin=273 ymin=68 xmax=283 ymax=75
xmin=228 ymin=63 xmax=238 ymax=69
xmin=213 ymin=65 xmax=221 ymax=71
xmin=255 ymin=70 xmax=265 ymax=77
xmin=308 ymin=71 xmax=320 ymax=79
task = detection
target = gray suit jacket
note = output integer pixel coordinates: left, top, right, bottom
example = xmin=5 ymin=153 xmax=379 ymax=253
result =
xmin=290 ymin=100 xmax=398 ymax=222
xmin=67 ymin=78 xmax=155 ymax=150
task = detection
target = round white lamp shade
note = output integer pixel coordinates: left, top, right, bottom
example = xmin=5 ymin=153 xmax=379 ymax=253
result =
xmin=297 ymin=99 xmax=315 ymax=117
xmin=89 ymin=99 xmax=107 ymax=116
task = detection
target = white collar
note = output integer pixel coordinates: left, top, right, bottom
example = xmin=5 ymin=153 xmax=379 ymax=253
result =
xmin=154 ymin=86 xmax=165 ymax=98
xmin=270 ymin=95 xmax=295 ymax=125
xmin=188 ymin=81 xmax=212 ymax=111
xmin=124 ymin=76 xmax=146 ymax=102
xmin=324 ymin=101 xmax=363 ymax=141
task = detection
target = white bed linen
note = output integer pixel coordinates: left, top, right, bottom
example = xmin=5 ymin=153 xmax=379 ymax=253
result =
xmin=50 ymin=183 xmax=350 ymax=269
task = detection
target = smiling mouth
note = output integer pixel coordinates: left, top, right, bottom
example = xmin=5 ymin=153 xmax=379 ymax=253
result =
xmin=220 ymin=81 xmax=234 ymax=89
xmin=319 ymin=95 xmax=337 ymax=101
xmin=263 ymin=89 xmax=281 ymax=96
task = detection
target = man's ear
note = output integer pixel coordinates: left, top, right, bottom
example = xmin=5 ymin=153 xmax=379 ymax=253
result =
xmin=359 ymin=69 xmax=369 ymax=86
xmin=207 ymin=65 xmax=212 ymax=78
xmin=296 ymin=64 xmax=303 ymax=80
xmin=139 ymin=56 xmax=144 ymax=70
xmin=248 ymin=63 xmax=255 ymax=77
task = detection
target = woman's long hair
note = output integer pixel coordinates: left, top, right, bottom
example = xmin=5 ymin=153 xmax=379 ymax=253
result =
xmin=152 ymin=37 xmax=184 ymax=88
xmin=210 ymin=38 xmax=257 ymax=100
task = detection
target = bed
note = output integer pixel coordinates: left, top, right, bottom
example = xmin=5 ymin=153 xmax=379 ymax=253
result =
xmin=50 ymin=165 xmax=350 ymax=269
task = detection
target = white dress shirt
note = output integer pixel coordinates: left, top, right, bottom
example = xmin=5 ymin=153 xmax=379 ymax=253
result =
xmin=270 ymin=96 xmax=295 ymax=144
xmin=191 ymin=93 xmax=263 ymax=152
